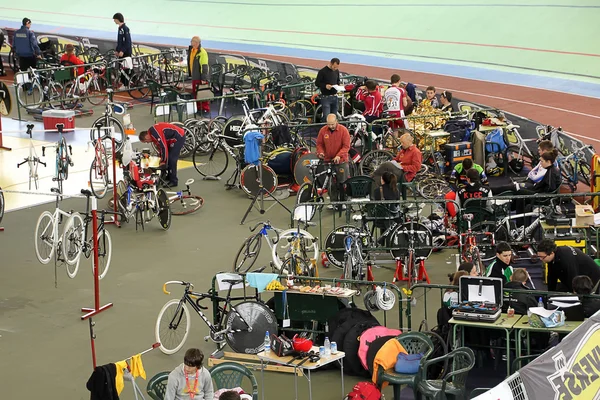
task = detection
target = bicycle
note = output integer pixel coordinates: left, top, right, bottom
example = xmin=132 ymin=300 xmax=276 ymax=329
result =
xmin=504 ymin=124 xmax=539 ymax=175
xmin=62 ymin=62 xmax=108 ymax=108
xmin=341 ymin=228 xmax=375 ymax=288
xmin=41 ymin=123 xmax=73 ymax=194
xmin=458 ymin=213 xmax=495 ymax=275
xmin=272 ymin=215 xmax=319 ymax=276
xmin=105 ymin=52 xmax=150 ymax=99
xmin=34 ymin=186 xmax=71 ymax=264
xmin=16 ymin=123 xmax=46 ymax=190
xmin=89 ymin=89 xmax=126 ymax=152
xmin=558 ymin=144 xmax=593 ymax=191
xmin=233 ymin=221 xmax=281 ymax=273
xmin=88 ymin=123 xmax=112 ymax=199
xmin=15 ymin=66 xmax=63 ymax=110
xmin=155 ymin=275 xmax=277 ymax=355
xmin=61 ymin=189 xmax=113 ymax=279
xmin=163 ymin=178 xmax=205 ymax=215
xmin=295 ymin=160 xmax=338 ymax=219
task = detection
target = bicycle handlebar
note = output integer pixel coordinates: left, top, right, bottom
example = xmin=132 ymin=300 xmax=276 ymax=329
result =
xmin=162 ymin=280 xmax=193 ymax=295
xmin=250 ymin=221 xmax=269 ymax=232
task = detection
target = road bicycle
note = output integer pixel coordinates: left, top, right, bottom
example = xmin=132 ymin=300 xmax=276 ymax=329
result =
xmin=233 ymin=221 xmax=281 ymax=273
xmin=16 ymin=123 xmax=46 ymax=190
xmin=164 ymin=178 xmax=205 ymax=215
xmin=88 ymin=124 xmax=112 ymax=199
xmin=15 ymin=66 xmax=63 ymax=110
xmin=62 ymin=62 xmax=108 ymax=108
xmin=34 ymin=186 xmax=71 ymax=265
xmin=458 ymin=213 xmax=495 ymax=275
xmin=504 ymin=124 xmax=540 ymax=175
xmin=558 ymin=144 xmax=593 ymax=191
xmin=89 ymin=89 xmax=126 ymax=152
xmin=296 ymin=160 xmax=338 ymax=219
xmin=41 ymin=123 xmax=73 ymax=194
xmin=155 ymin=275 xmax=277 ymax=355
xmin=61 ymin=189 xmax=113 ymax=279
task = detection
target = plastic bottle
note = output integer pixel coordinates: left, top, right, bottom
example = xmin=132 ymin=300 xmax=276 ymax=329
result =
xmin=264 ymin=331 xmax=270 ymax=354
xmin=538 ymin=297 xmax=544 ymax=308
xmin=324 ymin=336 xmax=331 ymax=357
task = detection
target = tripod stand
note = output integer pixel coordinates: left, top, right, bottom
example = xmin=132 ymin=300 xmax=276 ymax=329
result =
xmin=240 ymin=145 xmax=290 ymax=224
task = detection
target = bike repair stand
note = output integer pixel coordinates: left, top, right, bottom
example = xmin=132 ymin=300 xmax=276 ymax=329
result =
xmin=392 ymin=257 xmax=431 ymax=284
xmin=240 ymin=144 xmax=290 ymax=225
xmin=81 ymin=195 xmax=113 ymax=369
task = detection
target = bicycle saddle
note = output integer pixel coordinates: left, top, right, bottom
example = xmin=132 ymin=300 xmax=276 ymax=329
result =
xmin=184 ymin=178 xmax=195 ymax=186
xmin=234 ymin=96 xmax=249 ymax=101
xmin=222 ymin=278 xmax=244 ymax=285
xmin=462 ymin=213 xmax=474 ymax=221
xmin=50 ymin=187 xmax=61 ymax=194
xmin=80 ymin=189 xmax=92 ymax=197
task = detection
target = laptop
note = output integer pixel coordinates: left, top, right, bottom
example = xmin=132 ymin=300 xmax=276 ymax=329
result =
xmin=452 ymin=276 xmax=503 ymax=323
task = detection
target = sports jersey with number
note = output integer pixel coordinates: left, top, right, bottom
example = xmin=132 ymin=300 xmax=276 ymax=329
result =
xmin=384 ymin=86 xmax=406 ymax=112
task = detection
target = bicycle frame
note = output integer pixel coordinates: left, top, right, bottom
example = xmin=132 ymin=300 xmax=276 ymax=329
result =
xmin=497 ymin=210 xmax=544 ymax=243
xmin=16 ymin=124 xmax=45 ymax=190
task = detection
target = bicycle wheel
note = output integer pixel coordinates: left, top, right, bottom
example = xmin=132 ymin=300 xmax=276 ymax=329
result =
xmin=578 ymin=160 xmax=591 ymax=186
xmin=58 ymin=137 xmax=69 ymax=181
xmin=62 ymin=212 xmax=85 ymax=271
xmin=324 ymin=225 xmax=370 ymax=269
xmin=225 ymin=301 xmax=277 ymax=354
xmin=46 ymin=82 xmax=64 ymax=109
xmin=359 ymin=150 xmax=394 ymax=176
xmin=171 ymin=122 xmax=196 ymax=158
xmin=271 ymin=228 xmax=319 ymax=272
xmin=417 ymin=179 xmax=452 ymax=199
xmin=240 ymin=164 xmax=278 ymax=197
xmin=90 ymin=116 xmax=125 ymax=152
xmin=222 ymin=116 xmax=246 ymax=147
xmin=156 ymin=189 xmax=172 ymax=230
xmin=559 ymin=159 xmax=576 ymax=188
xmin=281 ymin=256 xmax=311 ymax=276
xmin=96 ymin=229 xmax=112 ymax=280
xmin=35 ymin=211 xmax=56 ymax=264
xmin=155 ymin=299 xmax=191 ymax=355
xmin=127 ymin=72 xmax=150 ymax=99
xmin=471 ymin=221 xmax=508 ymax=261
xmin=87 ymin=76 xmax=108 ymax=106
xmin=188 ymin=120 xmax=212 ymax=154
xmin=16 ymin=81 xmax=43 ymax=110
xmin=89 ymin=148 xmax=110 ymax=199
xmin=193 ymin=143 xmax=229 ymax=177
xmin=233 ymin=234 xmax=262 ymax=273
xmin=169 ymin=195 xmax=204 ymax=216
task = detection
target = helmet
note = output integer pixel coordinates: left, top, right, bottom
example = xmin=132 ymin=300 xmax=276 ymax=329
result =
xmin=509 ymin=158 xmax=524 ymax=173
xmin=487 ymin=165 xmax=504 ymax=177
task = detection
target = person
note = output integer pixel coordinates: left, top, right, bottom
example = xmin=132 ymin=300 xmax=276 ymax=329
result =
xmin=572 ymin=275 xmax=600 ymax=318
xmin=355 ymin=79 xmax=383 ymax=124
xmin=372 ymin=171 xmax=401 ymax=234
xmin=484 ymin=241 xmax=513 ymax=283
xmin=537 ymin=239 xmax=600 ymax=293
xmin=439 ymin=91 xmax=454 ymax=112
xmin=315 ymin=113 xmax=350 ymax=204
xmin=513 ymin=149 xmax=561 ymax=214
xmin=165 ymin=348 xmax=214 ymax=400
xmin=457 ymin=261 xmax=479 ymax=277
xmin=503 ymin=268 xmax=538 ymax=315
xmin=449 ymin=158 xmax=488 ymax=188
xmin=527 ymin=140 xmax=555 ymax=184
xmin=60 ymin=44 xmax=85 ymax=76
xmin=443 ymin=271 xmax=468 ymax=307
xmin=13 ymin=18 xmax=42 ymax=74
xmin=139 ymin=123 xmax=186 ymax=187
xmin=422 ymin=86 xmax=439 ymax=108
xmin=187 ymin=36 xmax=210 ymax=114
xmin=383 ymin=74 xmax=408 ymax=129
xmin=113 ymin=13 xmax=132 ymax=86
xmin=0 ymin=30 xmax=6 ymax=76
xmin=219 ymin=391 xmax=241 ymax=400
xmin=314 ymin=58 xmax=340 ymax=118
xmin=372 ymin=133 xmax=422 ymax=199
xmin=445 ymin=168 xmax=492 ymax=218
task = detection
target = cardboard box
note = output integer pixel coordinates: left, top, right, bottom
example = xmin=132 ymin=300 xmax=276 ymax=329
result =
xmin=575 ymin=204 xmax=595 ymax=226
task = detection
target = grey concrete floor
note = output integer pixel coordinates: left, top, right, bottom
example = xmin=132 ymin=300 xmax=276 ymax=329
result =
xmin=0 ymin=98 xmax=454 ymax=400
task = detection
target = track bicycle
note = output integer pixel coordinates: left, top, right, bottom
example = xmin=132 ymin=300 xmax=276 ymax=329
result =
xmin=105 ymin=53 xmax=150 ymax=99
xmin=155 ymin=275 xmax=277 ymax=355
xmin=271 ymin=215 xmax=319 ymax=276
xmin=61 ymin=189 xmax=113 ymax=279
xmin=41 ymin=123 xmax=73 ymax=194
xmin=458 ymin=213 xmax=495 ymax=274
xmin=15 ymin=66 xmax=63 ymax=110
xmin=34 ymin=186 xmax=71 ymax=265
xmin=233 ymin=221 xmax=281 ymax=273
xmin=558 ymin=144 xmax=593 ymax=191
xmin=16 ymin=123 xmax=46 ymax=190
xmin=88 ymin=123 xmax=112 ymax=199
xmin=296 ymin=160 xmax=339 ymax=219
xmin=163 ymin=178 xmax=204 ymax=215
xmin=62 ymin=62 xmax=108 ymax=108
xmin=394 ymin=217 xmax=433 ymax=286
xmin=89 ymin=89 xmax=126 ymax=152
xmin=340 ymin=228 xmax=375 ymax=291
xmin=504 ymin=124 xmax=540 ymax=175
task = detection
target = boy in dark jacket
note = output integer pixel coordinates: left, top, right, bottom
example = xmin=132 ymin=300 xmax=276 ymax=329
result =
xmin=113 ymin=13 xmax=132 ymax=86
xmin=572 ymin=275 xmax=600 ymax=318
xmin=485 ymin=241 xmax=513 ymax=283
xmin=503 ymin=268 xmax=538 ymax=315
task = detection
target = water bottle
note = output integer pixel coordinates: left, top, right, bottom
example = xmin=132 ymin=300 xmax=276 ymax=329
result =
xmin=264 ymin=331 xmax=270 ymax=354
xmin=538 ymin=297 xmax=544 ymax=308
xmin=324 ymin=336 xmax=331 ymax=357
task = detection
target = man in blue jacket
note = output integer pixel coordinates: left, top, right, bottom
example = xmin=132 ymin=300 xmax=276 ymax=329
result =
xmin=13 ymin=18 xmax=41 ymax=73
xmin=113 ymin=13 xmax=132 ymax=86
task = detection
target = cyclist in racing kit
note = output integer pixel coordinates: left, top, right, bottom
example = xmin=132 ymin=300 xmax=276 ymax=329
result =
xmin=139 ymin=123 xmax=186 ymax=188
xmin=383 ymin=74 xmax=408 ymax=129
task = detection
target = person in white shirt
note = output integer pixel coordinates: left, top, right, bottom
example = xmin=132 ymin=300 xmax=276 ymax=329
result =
xmin=383 ymin=74 xmax=408 ymax=130
xmin=528 ymin=140 xmax=555 ymax=183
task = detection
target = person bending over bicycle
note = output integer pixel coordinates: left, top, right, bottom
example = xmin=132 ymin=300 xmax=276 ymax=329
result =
xmin=139 ymin=123 xmax=186 ymax=187
xmin=316 ymin=113 xmax=350 ymax=206
xmin=165 ymin=348 xmax=214 ymax=400
xmin=449 ymin=158 xmax=487 ymax=189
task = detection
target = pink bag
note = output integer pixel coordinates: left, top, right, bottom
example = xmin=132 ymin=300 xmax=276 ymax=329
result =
xmin=358 ymin=326 xmax=402 ymax=370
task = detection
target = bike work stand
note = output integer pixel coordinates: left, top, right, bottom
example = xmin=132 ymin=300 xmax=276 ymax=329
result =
xmin=240 ymin=146 xmax=290 ymax=225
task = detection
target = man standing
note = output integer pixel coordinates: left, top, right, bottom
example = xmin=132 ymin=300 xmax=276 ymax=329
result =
xmin=113 ymin=13 xmax=132 ymax=86
xmin=187 ymin=36 xmax=210 ymax=114
xmin=537 ymin=239 xmax=600 ymax=293
xmin=383 ymin=74 xmax=408 ymax=129
xmin=13 ymin=18 xmax=41 ymax=73
xmin=315 ymin=58 xmax=341 ymax=119
xmin=139 ymin=123 xmax=186 ymax=187
xmin=316 ymin=114 xmax=350 ymax=204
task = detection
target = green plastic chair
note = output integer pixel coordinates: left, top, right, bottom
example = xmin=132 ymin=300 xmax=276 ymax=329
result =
xmin=146 ymin=371 xmax=169 ymax=400
xmin=209 ymin=362 xmax=259 ymax=400
xmin=376 ymin=332 xmax=434 ymax=400
xmin=343 ymin=175 xmax=374 ymax=202
xmin=416 ymin=347 xmax=476 ymax=400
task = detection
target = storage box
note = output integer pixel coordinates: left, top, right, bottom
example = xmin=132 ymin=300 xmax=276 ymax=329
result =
xmin=42 ymin=110 xmax=75 ymax=131
xmin=444 ymin=141 xmax=472 ymax=169
xmin=575 ymin=204 xmax=595 ymax=226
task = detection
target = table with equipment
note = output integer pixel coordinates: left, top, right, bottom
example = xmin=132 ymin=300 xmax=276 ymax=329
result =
xmin=514 ymin=316 xmax=586 ymax=356
xmin=256 ymin=346 xmax=345 ymax=400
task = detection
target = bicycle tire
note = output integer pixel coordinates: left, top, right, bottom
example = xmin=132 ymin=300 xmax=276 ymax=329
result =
xmin=95 ymin=229 xmax=112 ymax=280
xmin=156 ymin=299 xmax=191 ymax=355
xmin=156 ymin=189 xmax=172 ymax=230
xmin=559 ymin=158 xmax=575 ymax=187
xmin=271 ymin=228 xmax=319 ymax=273
xmin=233 ymin=234 xmax=262 ymax=273
xmin=324 ymin=225 xmax=370 ymax=269
xmin=240 ymin=164 xmax=278 ymax=197
xmin=578 ymin=160 xmax=591 ymax=186
xmin=417 ymin=179 xmax=451 ymax=199
xmin=62 ymin=212 xmax=85 ymax=270
xmin=8 ymin=48 xmax=19 ymax=73
xmin=470 ymin=221 xmax=508 ymax=261
xmin=171 ymin=122 xmax=196 ymax=158
xmin=127 ymin=72 xmax=150 ymax=99
xmin=90 ymin=116 xmax=125 ymax=152
xmin=222 ymin=116 xmax=246 ymax=147
xmin=225 ymin=301 xmax=277 ymax=354
xmin=86 ymin=47 xmax=102 ymax=64
xmin=87 ymin=76 xmax=108 ymax=106
xmin=89 ymin=148 xmax=110 ymax=199
xmin=35 ymin=211 xmax=56 ymax=264
xmin=188 ymin=120 xmax=212 ymax=154
xmin=46 ymin=82 xmax=64 ymax=110
xmin=16 ymin=82 xmax=43 ymax=110
xmin=295 ymin=183 xmax=322 ymax=221
xmin=281 ymin=256 xmax=311 ymax=276
xmin=58 ymin=137 xmax=69 ymax=181
xmin=169 ymin=195 xmax=204 ymax=216
xmin=359 ymin=150 xmax=394 ymax=176
xmin=193 ymin=142 xmax=229 ymax=177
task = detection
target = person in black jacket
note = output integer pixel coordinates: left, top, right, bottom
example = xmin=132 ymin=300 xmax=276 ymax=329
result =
xmin=113 ymin=13 xmax=132 ymax=86
xmin=13 ymin=18 xmax=42 ymax=75
xmin=513 ymin=149 xmax=561 ymax=214
xmin=537 ymin=239 xmax=600 ymax=293
xmin=572 ymin=275 xmax=600 ymax=317
xmin=315 ymin=58 xmax=340 ymax=119
xmin=503 ymin=268 xmax=538 ymax=315
xmin=484 ymin=241 xmax=513 ymax=283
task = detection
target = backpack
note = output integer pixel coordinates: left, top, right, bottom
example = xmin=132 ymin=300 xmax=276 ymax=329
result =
xmin=485 ymin=128 xmax=507 ymax=153
xmin=344 ymin=382 xmax=382 ymax=400
xmin=444 ymin=119 xmax=473 ymax=143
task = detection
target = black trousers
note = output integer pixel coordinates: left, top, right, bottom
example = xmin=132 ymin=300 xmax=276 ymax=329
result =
xmin=18 ymin=56 xmax=37 ymax=72
xmin=166 ymin=141 xmax=184 ymax=185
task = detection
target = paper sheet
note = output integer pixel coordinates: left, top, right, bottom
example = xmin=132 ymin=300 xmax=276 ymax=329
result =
xmin=550 ymin=301 xmax=581 ymax=308
xmin=467 ymin=285 xmax=496 ymax=303
xmin=332 ymin=85 xmax=346 ymax=92
xmin=529 ymin=307 xmax=556 ymax=318
xmin=548 ymin=296 xmax=579 ymax=302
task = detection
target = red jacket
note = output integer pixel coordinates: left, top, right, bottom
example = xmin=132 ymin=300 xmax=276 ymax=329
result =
xmin=394 ymin=145 xmax=422 ymax=182
xmin=316 ymin=124 xmax=351 ymax=163
xmin=356 ymin=88 xmax=383 ymax=117
xmin=149 ymin=123 xmax=186 ymax=163
xmin=60 ymin=54 xmax=85 ymax=76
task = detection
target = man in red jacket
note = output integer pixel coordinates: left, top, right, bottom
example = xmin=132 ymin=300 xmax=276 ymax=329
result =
xmin=316 ymin=113 xmax=350 ymax=204
xmin=373 ymin=133 xmax=422 ymax=199
xmin=139 ymin=122 xmax=186 ymax=187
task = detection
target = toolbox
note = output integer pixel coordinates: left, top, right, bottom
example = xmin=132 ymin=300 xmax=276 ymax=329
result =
xmin=42 ymin=109 xmax=75 ymax=131
xmin=444 ymin=141 xmax=472 ymax=170
xmin=452 ymin=276 xmax=503 ymax=323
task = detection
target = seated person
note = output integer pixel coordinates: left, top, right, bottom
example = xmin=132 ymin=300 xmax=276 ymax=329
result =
xmin=457 ymin=261 xmax=479 ymax=277
xmin=572 ymin=275 xmax=600 ymax=318
xmin=503 ymin=268 xmax=538 ymax=315
xmin=372 ymin=133 xmax=422 ymax=197
xmin=439 ymin=91 xmax=454 ymax=112
xmin=513 ymin=149 xmax=561 ymax=214
xmin=165 ymin=348 xmax=214 ymax=400
xmin=449 ymin=158 xmax=488 ymax=188
xmin=421 ymin=86 xmax=439 ymax=108
xmin=445 ymin=168 xmax=492 ymax=218
xmin=484 ymin=241 xmax=513 ymax=283
xmin=60 ymin=43 xmax=85 ymax=76
xmin=443 ymin=271 xmax=468 ymax=307
xmin=527 ymin=139 xmax=555 ymax=183
xmin=219 ymin=391 xmax=241 ymax=400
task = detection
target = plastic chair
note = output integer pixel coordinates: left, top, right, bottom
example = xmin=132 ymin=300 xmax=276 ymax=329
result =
xmin=420 ymin=330 xmax=449 ymax=380
xmin=209 ymin=362 xmax=259 ymax=400
xmin=343 ymin=175 xmax=374 ymax=202
xmin=376 ymin=332 xmax=434 ymax=400
xmin=416 ymin=347 xmax=476 ymax=400
xmin=146 ymin=371 xmax=169 ymax=400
